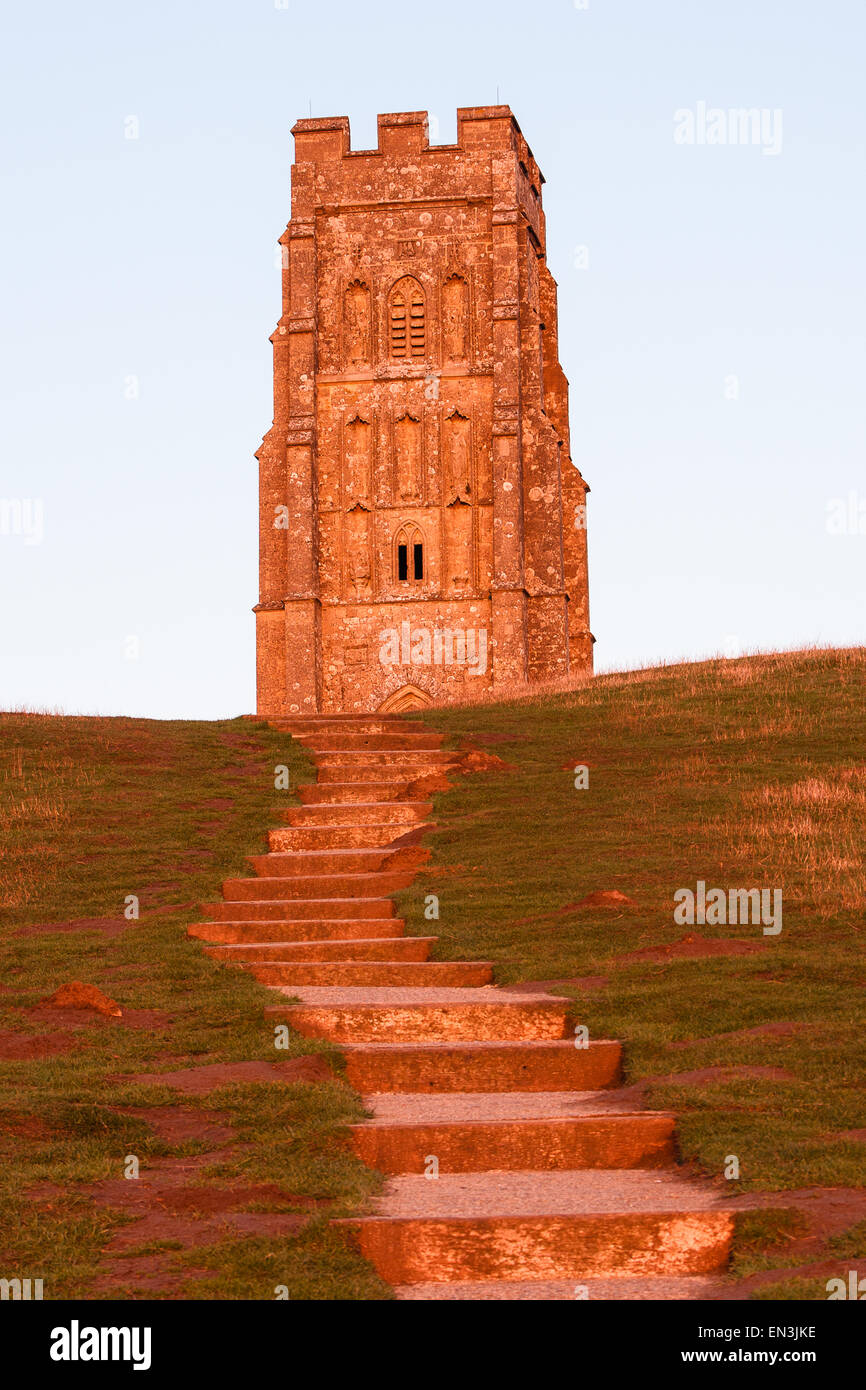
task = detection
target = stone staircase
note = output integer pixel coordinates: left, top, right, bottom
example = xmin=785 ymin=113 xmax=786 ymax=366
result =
xmin=189 ymin=715 xmax=733 ymax=1300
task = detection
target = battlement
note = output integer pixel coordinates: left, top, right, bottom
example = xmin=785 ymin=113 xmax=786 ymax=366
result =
xmin=291 ymin=106 xmax=544 ymax=187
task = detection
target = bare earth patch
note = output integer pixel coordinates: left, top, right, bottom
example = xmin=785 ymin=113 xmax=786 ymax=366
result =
xmin=0 ymin=1111 xmax=65 ymax=1140
xmin=111 ymin=1106 xmax=235 ymax=1147
xmin=607 ymin=1067 xmax=799 ymax=1111
xmin=89 ymin=1257 xmax=220 ymax=1297
xmin=14 ymin=917 xmax=129 ymax=939
xmin=0 ymin=1030 xmax=78 ymax=1059
xmin=117 ymin=1057 xmax=334 ymax=1095
xmin=408 ymin=773 xmax=453 ymax=798
xmin=457 ymin=742 xmax=516 ymax=773
xmin=619 ymin=934 xmax=768 ymax=965
xmin=720 ymin=1189 xmax=866 ymax=1299
xmin=31 ymin=1102 xmax=328 ymax=1298
xmin=180 ymin=799 xmax=235 ymax=813
xmin=668 ymin=1021 xmax=808 ymax=1051
xmin=24 ymin=1004 xmax=173 ymax=1031
xmin=39 ymin=982 xmax=122 ymax=1017
xmin=574 ymin=891 xmax=639 ymax=910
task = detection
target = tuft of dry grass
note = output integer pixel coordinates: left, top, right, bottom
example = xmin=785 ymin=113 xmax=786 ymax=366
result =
xmin=428 ymin=644 xmax=865 ymax=715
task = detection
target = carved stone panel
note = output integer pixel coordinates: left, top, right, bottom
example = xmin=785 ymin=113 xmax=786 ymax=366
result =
xmin=343 ymin=280 xmax=372 ymax=369
xmin=345 ymin=508 xmax=372 ymax=600
xmin=395 ymin=412 xmax=423 ymax=503
xmin=343 ymin=415 xmax=372 ymax=509
xmin=442 ymin=273 xmax=469 ymax=362
xmin=443 ymin=499 xmax=473 ymax=593
xmin=443 ymin=409 xmax=473 ymax=505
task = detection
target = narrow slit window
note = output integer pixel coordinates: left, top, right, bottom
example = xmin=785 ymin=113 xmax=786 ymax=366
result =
xmin=398 ymin=545 xmax=409 ymax=582
xmin=414 ymin=544 xmax=424 ymax=582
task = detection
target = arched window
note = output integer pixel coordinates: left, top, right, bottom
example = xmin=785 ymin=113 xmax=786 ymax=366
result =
xmin=390 ymin=277 xmax=426 ymax=360
xmin=395 ymin=524 xmax=424 ymax=585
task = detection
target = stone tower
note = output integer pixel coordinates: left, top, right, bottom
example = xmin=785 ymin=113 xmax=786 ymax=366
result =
xmin=255 ymin=106 xmax=593 ymax=716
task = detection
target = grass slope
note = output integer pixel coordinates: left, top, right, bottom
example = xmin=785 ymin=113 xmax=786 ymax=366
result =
xmin=2 ymin=649 xmax=863 ymax=1301
xmin=0 ymin=714 xmax=390 ymax=1300
xmin=398 ymin=649 xmax=866 ymax=1295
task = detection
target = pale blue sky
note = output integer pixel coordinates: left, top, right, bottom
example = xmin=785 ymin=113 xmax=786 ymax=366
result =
xmin=1 ymin=0 xmax=863 ymax=717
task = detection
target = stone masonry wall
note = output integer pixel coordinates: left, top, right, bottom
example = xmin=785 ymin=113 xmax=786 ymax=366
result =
xmin=256 ymin=106 xmax=593 ymax=715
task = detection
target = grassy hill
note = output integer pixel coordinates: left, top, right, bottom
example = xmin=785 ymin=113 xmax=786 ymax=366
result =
xmin=0 ymin=715 xmax=389 ymax=1299
xmin=400 ymin=647 xmax=866 ymax=1294
xmin=1 ymin=647 xmax=863 ymax=1299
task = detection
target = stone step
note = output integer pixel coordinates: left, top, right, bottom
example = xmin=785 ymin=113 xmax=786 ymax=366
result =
xmin=248 ymin=848 xmax=416 ymax=878
xmin=365 ymin=1091 xmax=646 ymax=1122
xmin=201 ymin=898 xmax=397 ymax=922
xmin=281 ymin=802 xmax=432 ymax=827
xmin=204 ymin=937 xmax=434 ymax=963
xmin=268 ymin=825 xmax=432 ymax=852
xmin=339 ymin=1041 xmax=623 ymax=1093
xmin=314 ymin=751 xmax=456 ymax=769
xmin=337 ymin=1203 xmax=733 ymax=1284
xmin=189 ymin=919 xmax=406 ymax=945
xmin=317 ymin=764 xmax=447 ymax=785
xmin=299 ymin=783 xmax=413 ymax=806
xmin=239 ymin=961 xmax=495 ymax=988
xmin=214 ymin=707 xmax=728 ymax=1304
xmin=370 ymin=1170 xmax=728 ymax=1220
xmin=222 ymin=872 xmax=416 ymax=901
xmin=266 ymin=994 xmax=569 ymax=1044
xmin=271 ymin=719 xmax=413 ymax=736
xmin=394 ymin=1277 xmax=730 ymax=1301
xmin=296 ymin=732 xmax=446 ymax=752
xmin=350 ymin=1114 xmax=677 ymax=1174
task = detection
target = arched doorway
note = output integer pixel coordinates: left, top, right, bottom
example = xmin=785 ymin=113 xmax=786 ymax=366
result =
xmin=379 ymin=684 xmax=434 ymax=714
